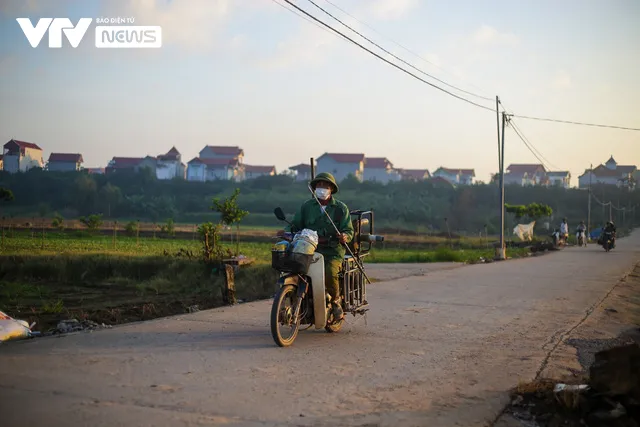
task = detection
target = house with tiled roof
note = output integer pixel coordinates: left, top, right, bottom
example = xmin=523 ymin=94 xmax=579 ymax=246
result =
xmin=398 ymin=169 xmax=431 ymax=181
xmin=363 ymin=157 xmax=401 ymax=184
xmin=578 ymin=156 xmax=638 ymax=189
xmin=546 ymin=171 xmax=571 ymax=189
xmin=503 ymin=164 xmax=547 ymax=186
xmin=47 ymin=153 xmax=83 ymax=172
xmin=244 ymin=165 xmax=276 ymax=180
xmin=316 ymin=152 xmax=365 ymax=182
xmin=432 ymin=167 xmax=476 ymax=185
xmin=186 ymin=157 xmax=242 ymax=182
xmin=156 ymin=146 xmax=186 ymax=180
xmin=2 ymin=139 xmax=44 ymax=173
xmin=289 ymin=163 xmax=312 ymax=182
xmin=105 ymin=156 xmax=157 ymax=175
xmin=199 ymin=146 xmax=244 ymax=164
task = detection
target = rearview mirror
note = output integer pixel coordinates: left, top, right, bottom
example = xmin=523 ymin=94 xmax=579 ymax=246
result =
xmin=274 ymin=207 xmax=287 ymax=221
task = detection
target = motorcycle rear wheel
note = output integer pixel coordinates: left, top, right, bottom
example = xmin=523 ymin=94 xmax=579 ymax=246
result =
xmin=270 ymin=285 xmax=301 ymax=347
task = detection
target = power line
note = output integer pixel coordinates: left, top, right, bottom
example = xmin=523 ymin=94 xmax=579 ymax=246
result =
xmin=507 ymin=117 xmax=553 ymax=171
xmin=509 ymin=118 xmax=560 ymax=171
xmin=309 ymin=0 xmax=494 ymax=102
xmin=280 ymin=0 xmax=496 ymax=112
xmin=270 ymin=0 xmax=338 ymax=39
xmin=511 ymin=114 xmax=640 ymax=132
xmin=322 ymin=0 xmax=495 ymax=100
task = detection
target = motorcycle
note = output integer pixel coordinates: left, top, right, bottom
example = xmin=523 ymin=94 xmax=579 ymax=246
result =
xmin=576 ymin=229 xmax=587 ymax=247
xmin=550 ymin=229 xmax=561 ymax=247
xmin=600 ymin=230 xmax=615 ymax=252
xmin=269 ymin=207 xmax=383 ymax=347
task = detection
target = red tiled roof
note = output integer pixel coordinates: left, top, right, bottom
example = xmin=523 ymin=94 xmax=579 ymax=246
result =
xmin=365 ymin=157 xmax=392 ymax=169
xmin=245 ymin=165 xmax=275 ymax=173
xmin=289 ymin=163 xmax=310 ymax=171
xmin=49 ymin=153 xmax=83 ymax=163
xmin=617 ymin=165 xmax=637 ymax=174
xmin=204 ymin=146 xmax=244 ymax=156
xmin=436 ymin=167 xmax=475 ymax=176
xmin=547 ymin=171 xmax=570 ymax=177
xmin=188 ymin=157 xmax=239 ymax=167
xmin=5 ymin=139 xmax=42 ymax=150
xmin=400 ymin=169 xmax=430 ymax=180
xmin=319 ymin=153 xmax=365 ymax=163
xmin=158 ymin=146 xmax=181 ymax=161
xmin=506 ymin=164 xmax=546 ymax=175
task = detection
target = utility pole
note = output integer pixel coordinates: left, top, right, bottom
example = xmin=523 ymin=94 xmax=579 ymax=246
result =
xmin=310 ymin=157 xmax=315 ymax=179
xmin=609 ymin=202 xmax=612 ymax=222
xmin=587 ymin=163 xmax=592 ymax=236
xmin=496 ymin=111 xmax=507 ymax=260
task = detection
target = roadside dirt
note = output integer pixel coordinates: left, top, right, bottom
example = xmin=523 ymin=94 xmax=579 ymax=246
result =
xmin=496 ymin=262 xmax=640 ymax=426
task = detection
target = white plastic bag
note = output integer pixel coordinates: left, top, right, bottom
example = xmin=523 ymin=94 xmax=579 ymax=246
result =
xmin=0 ymin=310 xmax=33 ymax=342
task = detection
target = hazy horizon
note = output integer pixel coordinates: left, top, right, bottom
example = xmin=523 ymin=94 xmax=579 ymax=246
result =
xmin=1 ymin=0 xmax=639 ymax=184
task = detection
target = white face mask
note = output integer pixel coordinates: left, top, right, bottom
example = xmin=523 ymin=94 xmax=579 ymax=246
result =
xmin=315 ymin=187 xmax=331 ymax=200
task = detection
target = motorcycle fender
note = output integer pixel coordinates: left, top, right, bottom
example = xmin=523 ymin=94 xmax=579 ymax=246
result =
xmin=307 ymin=253 xmax=327 ymax=329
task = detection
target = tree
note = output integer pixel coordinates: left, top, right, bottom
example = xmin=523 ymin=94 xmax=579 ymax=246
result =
xmin=99 ymin=183 xmax=123 ymax=217
xmin=0 ymin=187 xmax=14 ymax=202
xmin=211 ymin=188 xmax=249 ymax=256
xmin=79 ymin=214 xmax=104 ymax=232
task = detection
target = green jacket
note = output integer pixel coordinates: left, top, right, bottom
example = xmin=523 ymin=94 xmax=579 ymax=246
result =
xmin=286 ymin=197 xmax=354 ymax=260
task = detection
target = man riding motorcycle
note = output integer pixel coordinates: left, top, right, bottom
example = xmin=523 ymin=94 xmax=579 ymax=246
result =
xmin=559 ymin=218 xmax=569 ymax=243
xmin=282 ymin=172 xmax=354 ymax=321
xmin=602 ymin=220 xmax=617 ymax=248
xmin=576 ymin=220 xmax=587 ymax=246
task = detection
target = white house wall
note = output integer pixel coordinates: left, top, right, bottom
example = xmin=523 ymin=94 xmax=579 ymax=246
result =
xmin=187 ymin=164 xmax=206 ymax=182
xmin=316 ymin=158 xmax=362 ymax=182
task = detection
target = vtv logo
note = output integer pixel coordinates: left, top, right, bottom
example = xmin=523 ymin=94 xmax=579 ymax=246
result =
xmin=16 ymin=18 xmax=93 ymax=48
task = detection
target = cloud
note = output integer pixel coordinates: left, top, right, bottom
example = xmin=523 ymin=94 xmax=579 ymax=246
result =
xmin=471 ymin=25 xmax=519 ymax=47
xmin=258 ymin=22 xmax=337 ymax=70
xmin=369 ymin=0 xmax=418 ymax=21
xmin=552 ymin=70 xmax=572 ymax=89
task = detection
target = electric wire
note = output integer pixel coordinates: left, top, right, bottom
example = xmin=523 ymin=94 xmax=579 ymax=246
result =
xmin=308 ymin=0 xmax=494 ymax=101
xmin=281 ymin=0 xmax=496 ymax=112
xmin=510 ymin=114 xmax=640 ymax=132
xmin=322 ymin=0 xmax=495 ymax=100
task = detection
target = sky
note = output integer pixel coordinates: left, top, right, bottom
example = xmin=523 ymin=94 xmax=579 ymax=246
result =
xmin=0 ymin=0 xmax=639 ymax=185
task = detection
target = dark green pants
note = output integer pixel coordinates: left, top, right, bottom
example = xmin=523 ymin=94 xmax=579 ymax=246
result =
xmin=324 ymin=257 xmax=343 ymax=301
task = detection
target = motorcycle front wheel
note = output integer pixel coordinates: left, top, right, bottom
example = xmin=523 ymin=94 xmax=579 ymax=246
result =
xmin=270 ymin=284 xmax=301 ymax=347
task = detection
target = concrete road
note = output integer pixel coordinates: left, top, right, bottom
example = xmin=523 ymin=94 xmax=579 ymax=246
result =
xmin=2 ymin=233 xmax=640 ymax=427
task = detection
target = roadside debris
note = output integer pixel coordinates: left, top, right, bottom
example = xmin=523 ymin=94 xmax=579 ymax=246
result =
xmin=53 ymin=319 xmax=112 ymax=335
xmin=0 ymin=310 xmax=35 ymax=343
xmin=507 ymin=343 xmax=640 ymax=426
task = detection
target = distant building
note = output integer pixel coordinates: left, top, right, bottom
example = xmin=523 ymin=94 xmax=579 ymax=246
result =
xmin=578 ymin=156 xmax=637 ymax=189
xmin=546 ymin=171 xmax=571 ymax=189
xmin=316 ymin=152 xmax=365 ymax=182
xmin=105 ymin=156 xmax=157 ymax=175
xmin=199 ymin=146 xmax=244 ymax=164
xmin=47 ymin=153 xmax=83 ymax=172
xmin=85 ymin=167 xmax=105 ymax=175
xmin=2 ymin=139 xmax=44 ymax=173
xmin=432 ymin=167 xmax=476 ymax=185
xmin=244 ymin=165 xmax=276 ymax=180
xmin=156 ymin=146 xmax=186 ymax=180
xmin=504 ymin=164 xmax=547 ymax=186
xmin=186 ymin=157 xmax=242 ymax=182
xmin=398 ymin=169 xmax=431 ymax=181
xmin=289 ymin=163 xmax=312 ymax=182
xmin=363 ymin=157 xmax=401 ymax=184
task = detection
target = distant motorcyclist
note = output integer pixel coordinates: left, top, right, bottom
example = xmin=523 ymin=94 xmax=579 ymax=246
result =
xmin=575 ymin=221 xmax=587 ymax=246
xmin=604 ymin=220 xmax=616 ymax=234
xmin=559 ymin=218 xmax=569 ymax=242
xmin=599 ymin=221 xmax=616 ymax=247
